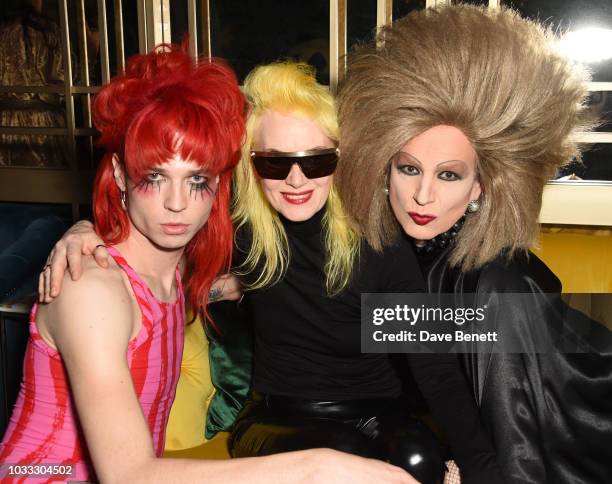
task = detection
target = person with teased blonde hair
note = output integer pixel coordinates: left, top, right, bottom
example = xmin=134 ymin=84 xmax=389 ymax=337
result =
xmin=337 ymin=5 xmax=612 ymax=483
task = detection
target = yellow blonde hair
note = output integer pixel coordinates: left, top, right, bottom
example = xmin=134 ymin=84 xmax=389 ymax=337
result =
xmin=232 ymin=61 xmax=359 ymax=294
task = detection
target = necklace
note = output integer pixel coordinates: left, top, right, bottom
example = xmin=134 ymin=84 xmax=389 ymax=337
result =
xmin=414 ymin=216 xmax=465 ymax=255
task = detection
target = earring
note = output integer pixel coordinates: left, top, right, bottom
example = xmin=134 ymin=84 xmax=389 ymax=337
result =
xmin=120 ymin=190 xmax=127 ymax=208
xmin=466 ymin=199 xmax=480 ymax=213
xmin=383 ymin=187 xmax=389 ymax=196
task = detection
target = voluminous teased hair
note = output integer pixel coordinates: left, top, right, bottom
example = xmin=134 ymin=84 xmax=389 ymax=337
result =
xmin=336 ymin=5 xmax=592 ymax=271
xmin=232 ymin=61 xmax=359 ymax=294
xmin=92 ymin=43 xmax=245 ymax=321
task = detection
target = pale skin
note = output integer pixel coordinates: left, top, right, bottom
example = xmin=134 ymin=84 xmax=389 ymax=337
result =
xmin=36 ymin=154 xmax=416 ymax=483
xmin=257 ymin=111 xmax=335 ymax=222
xmin=388 ymin=125 xmax=481 ymax=242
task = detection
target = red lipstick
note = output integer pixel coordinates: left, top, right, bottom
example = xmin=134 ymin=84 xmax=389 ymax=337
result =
xmin=408 ymin=212 xmax=437 ymax=226
xmin=282 ymin=190 xmax=313 ymax=205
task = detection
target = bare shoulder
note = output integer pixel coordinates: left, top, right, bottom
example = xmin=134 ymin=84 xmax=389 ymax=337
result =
xmin=38 ymin=255 xmax=135 ymax=348
xmin=52 ymin=255 xmax=127 ymax=310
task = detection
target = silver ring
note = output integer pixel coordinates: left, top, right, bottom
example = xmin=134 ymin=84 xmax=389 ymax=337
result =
xmin=94 ymin=244 xmax=106 ymax=251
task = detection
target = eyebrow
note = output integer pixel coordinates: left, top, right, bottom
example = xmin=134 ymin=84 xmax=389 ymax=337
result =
xmin=151 ymin=166 xmax=206 ymax=176
xmin=396 ymin=152 xmax=469 ymax=167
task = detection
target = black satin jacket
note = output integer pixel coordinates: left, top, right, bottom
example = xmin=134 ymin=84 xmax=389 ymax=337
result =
xmin=423 ymin=248 xmax=612 ymax=484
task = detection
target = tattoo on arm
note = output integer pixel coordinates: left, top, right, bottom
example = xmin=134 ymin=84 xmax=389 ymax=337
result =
xmin=208 ymin=287 xmax=222 ymax=303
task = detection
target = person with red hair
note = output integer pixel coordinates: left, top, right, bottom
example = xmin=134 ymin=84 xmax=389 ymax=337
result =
xmin=0 ymin=44 xmax=415 ymax=484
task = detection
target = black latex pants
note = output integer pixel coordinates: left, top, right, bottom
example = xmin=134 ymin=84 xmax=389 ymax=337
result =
xmin=230 ymin=391 xmax=446 ymax=484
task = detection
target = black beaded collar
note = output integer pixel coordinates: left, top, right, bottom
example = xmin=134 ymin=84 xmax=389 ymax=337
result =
xmin=413 ymin=215 xmax=465 ymax=255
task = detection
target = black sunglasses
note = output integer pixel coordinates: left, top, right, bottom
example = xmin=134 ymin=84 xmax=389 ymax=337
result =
xmin=250 ymin=148 xmax=339 ymax=180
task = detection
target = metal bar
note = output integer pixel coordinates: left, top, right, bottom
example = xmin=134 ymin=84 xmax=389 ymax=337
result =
xmin=0 ymin=86 xmax=64 ymax=94
xmin=0 ymin=127 xmax=68 ymax=136
xmin=0 ymin=127 xmax=99 ymax=136
xmin=337 ymin=0 xmax=347 ymax=83
xmin=145 ymin=0 xmax=156 ymax=50
xmin=0 ymin=168 xmax=96 ymax=204
xmin=377 ymin=0 xmax=392 ymax=28
xmin=76 ymin=0 xmax=91 ymax=89
xmin=114 ymin=0 xmax=126 ymax=73
xmin=72 ymin=86 xmax=102 ymax=93
xmin=201 ymin=0 xmax=211 ymax=58
xmin=541 ymin=183 xmax=612 ymax=226
xmin=76 ymin=0 xmax=93 ymax=169
xmin=589 ymin=82 xmax=612 ymax=91
xmin=141 ymin=0 xmax=170 ymax=48
xmin=187 ymin=0 xmax=198 ymax=58
xmin=98 ymin=0 xmax=111 ymax=84
xmin=376 ymin=0 xmax=392 ymax=49
xmin=330 ymin=0 xmax=339 ymax=92
xmin=572 ymin=132 xmax=612 ymax=143
xmin=137 ymin=0 xmax=148 ymax=53
xmin=0 ymin=85 xmax=102 ymax=94
xmin=161 ymin=0 xmax=171 ymax=43
xmin=58 ymin=0 xmax=77 ymax=171
xmin=426 ymin=0 xmax=451 ymax=7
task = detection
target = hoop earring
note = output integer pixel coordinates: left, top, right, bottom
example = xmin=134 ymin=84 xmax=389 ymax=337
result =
xmin=120 ymin=190 xmax=127 ymax=208
xmin=466 ymin=199 xmax=480 ymax=213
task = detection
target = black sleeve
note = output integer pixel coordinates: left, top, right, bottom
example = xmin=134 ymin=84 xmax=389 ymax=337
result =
xmin=364 ymin=236 xmax=425 ymax=293
xmin=464 ymin=255 xmax=612 ymax=483
xmin=407 ymin=353 xmax=504 ymax=484
xmin=368 ymin=240 xmax=501 ymax=480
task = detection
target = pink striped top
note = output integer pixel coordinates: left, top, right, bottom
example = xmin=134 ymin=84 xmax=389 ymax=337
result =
xmin=0 ymin=246 xmax=185 ymax=482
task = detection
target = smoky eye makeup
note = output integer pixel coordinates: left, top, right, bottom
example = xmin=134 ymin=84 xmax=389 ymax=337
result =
xmin=134 ymin=171 xmax=216 ymax=198
xmin=436 ymin=158 xmax=472 ymax=176
xmin=437 ymin=170 xmax=462 ymax=181
xmin=135 ymin=172 xmax=163 ymax=193
xmin=188 ymin=175 xmax=215 ymax=198
xmin=396 ymin=164 xmax=420 ymax=176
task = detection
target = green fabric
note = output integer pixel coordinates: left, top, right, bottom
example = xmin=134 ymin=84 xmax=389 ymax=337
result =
xmin=205 ymin=300 xmax=253 ymax=440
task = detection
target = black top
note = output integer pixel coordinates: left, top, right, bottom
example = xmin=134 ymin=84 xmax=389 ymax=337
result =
xmin=229 ymin=210 xmax=504 ymax=482
xmin=239 ymin=208 xmax=424 ymax=399
xmin=424 ymin=245 xmax=612 ymax=484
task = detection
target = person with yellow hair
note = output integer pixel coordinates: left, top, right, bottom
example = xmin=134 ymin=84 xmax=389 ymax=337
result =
xmin=225 ymin=61 xmax=444 ymax=482
xmin=40 ymin=60 xmax=504 ymax=483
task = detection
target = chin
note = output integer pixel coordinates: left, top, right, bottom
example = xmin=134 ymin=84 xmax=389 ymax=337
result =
xmin=279 ymin=204 xmax=322 ymax=222
xmin=400 ymin=221 xmax=439 ymax=241
xmin=150 ymin=233 xmax=193 ymax=251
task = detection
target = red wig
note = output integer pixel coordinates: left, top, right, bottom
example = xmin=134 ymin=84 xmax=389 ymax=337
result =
xmin=92 ymin=43 xmax=245 ymax=321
